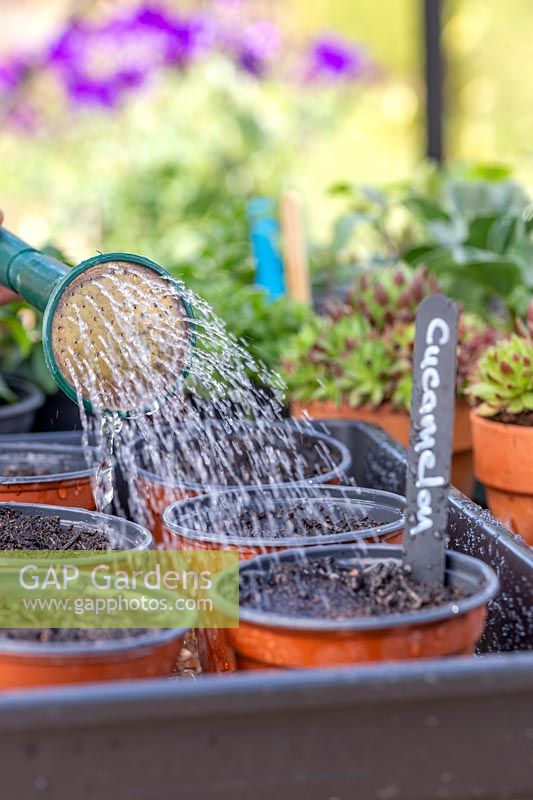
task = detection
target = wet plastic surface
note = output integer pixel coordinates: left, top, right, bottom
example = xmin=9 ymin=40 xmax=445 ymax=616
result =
xmin=0 ymin=421 xmax=531 ymax=799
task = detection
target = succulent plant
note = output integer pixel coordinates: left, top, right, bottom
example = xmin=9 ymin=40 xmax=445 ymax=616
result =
xmin=345 ymin=263 xmax=440 ymax=331
xmin=467 ymin=334 xmax=533 ymax=419
xmin=283 ymin=265 xmax=499 ymax=411
xmin=457 ymin=312 xmax=501 ymax=392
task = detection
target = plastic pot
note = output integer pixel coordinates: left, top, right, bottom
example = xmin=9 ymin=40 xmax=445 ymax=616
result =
xmin=291 ymin=399 xmax=474 ymax=497
xmin=0 ymin=376 xmax=44 ymax=435
xmin=163 ymin=485 xmax=406 ymax=558
xmin=164 ymin=485 xmax=405 ymax=675
xmin=221 ymin=543 xmax=499 ymax=670
xmin=135 ymin=421 xmax=352 ymax=542
xmin=0 ymin=443 xmax=96 ymax=509
xmin=0 ymin=501 xmax=153 ymax=550
xmin=471 ymin=410 xmax=533 ymax=544
xmin=0 ymin=628 xmax=187 ymax=690
xmin=0 ymin=503 xmax=160 ymax=689
xmin=0 ymin=504 xmax=160 ymax=688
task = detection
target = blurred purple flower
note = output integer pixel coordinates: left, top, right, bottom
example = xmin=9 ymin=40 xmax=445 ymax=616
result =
xmin=305 ymin=34 xmax=367 ymax=82
xmin=0 ymin=57 xmax=29 ymax=92
xmin=47 ymin=5 xmax=213 ymax=108
xmin=1 ymin=2 xmax=376 ymax=121
xmin=234 ymin=20 xmax=281 ymax=77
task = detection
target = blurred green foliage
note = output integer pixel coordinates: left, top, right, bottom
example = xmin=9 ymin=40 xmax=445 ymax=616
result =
xmin=314 ymin=163 xmax=533 ymax=324
xmin=1 ymin=0 xmax=533 ymax=398
xmin=0 ymin=302 xmax=55 ymax=399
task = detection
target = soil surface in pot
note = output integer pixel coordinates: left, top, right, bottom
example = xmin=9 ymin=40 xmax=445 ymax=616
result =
xmin=199 ymin=501 xmax=381 ymax=540
xmin=490 ymin=410 xmax=533 ymax=426
xmin=240 ymin=557 xmax=469 ymax=619
xmin=0 ymin=507 xmax=109 ymax=550
xmin=0 ymin=628 xmax=151 ymax=644
xmin=144 ymin=430 xmax=342 ymax=485
xmin=1 ymin=454 xmax=84 ymax=479
xmin=1 ymin=464 xmax=66 ymax=478
xmin=1 ymin=462 xmax=75 ymax=478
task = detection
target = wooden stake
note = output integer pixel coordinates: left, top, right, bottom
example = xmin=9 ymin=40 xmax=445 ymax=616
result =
xmin=280 ymin=192 xmax=311 ymax=305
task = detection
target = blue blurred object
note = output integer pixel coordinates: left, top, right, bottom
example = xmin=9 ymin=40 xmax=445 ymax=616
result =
xmin=247 ymin=197 xmax=286 ymax=301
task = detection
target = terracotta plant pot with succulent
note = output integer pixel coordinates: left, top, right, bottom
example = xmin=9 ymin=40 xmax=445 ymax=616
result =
xmin=285 ymin=265 xmax=499 ymax=496
xmin=468 ymin=332 xmax=533 ymax=544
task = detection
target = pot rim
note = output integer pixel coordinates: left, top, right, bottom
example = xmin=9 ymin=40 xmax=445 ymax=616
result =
xmin=163 ymin=485 xmax=406 ymax=548
xmin=0 ymin=376 xmax=44 ymax=421
xmin=469 ymin=408 xmax=533 ymax=435
xmin=0 ymin=501 xmax=153 ymax=551
xmin=292 ymin=399 xmax=410 ymax=416
xmin=0 ymin=443 xmax=97 ymax=485
xmin=221 ymin=543 xmax=499 ymax=632
xmin=133 ymin=420 xmax=352 ymax=491
xmin=0 ymin=626 xmax=187 ymax=658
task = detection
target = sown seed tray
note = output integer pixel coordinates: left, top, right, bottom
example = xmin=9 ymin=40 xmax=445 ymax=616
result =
xmin=0 ymin=421 xmax=531 ymax=800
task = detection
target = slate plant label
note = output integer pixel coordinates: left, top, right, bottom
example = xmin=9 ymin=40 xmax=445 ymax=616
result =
xmin=404 ymin=294 xmax=459 ymax=585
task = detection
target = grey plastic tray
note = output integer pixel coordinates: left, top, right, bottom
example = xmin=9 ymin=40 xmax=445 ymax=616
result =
xmin=0 ymin=421 xmax=531 ymax=800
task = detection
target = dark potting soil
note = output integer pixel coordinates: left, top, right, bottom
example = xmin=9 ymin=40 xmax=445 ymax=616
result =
xmin=0 ymin=507 xmax=109 ymax=550
xmin=201 ymin=501 xmax=382 ymax=540
xmin=2 ymin=464 xmax=59 ymax=478
xmin=145 ymin=430 xmax=342 ymax=485
xmin=1 ymin=456 xmax=83 ymax=479
xmin=239 ymin=556 xmax=469 ymax=619
xmin=491 ymin=410 xmax=533 ymax=427
xmin=0 ymin=628 xmax=151 ymax=644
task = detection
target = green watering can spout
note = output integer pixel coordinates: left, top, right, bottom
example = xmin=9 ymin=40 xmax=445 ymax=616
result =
xmin=0 ymin=228 xmax=194 ymax=417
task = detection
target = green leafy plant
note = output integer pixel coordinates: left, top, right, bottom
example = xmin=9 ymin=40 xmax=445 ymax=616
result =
xmin=283 ymin=265 xmax=499 ymax=409
xmin=318 ymin=164 xmax=533 ymax=322
xmin=0 ymin=302 xmax=57 ymax=396
xmin=467 ymin=334 xmax=533 ymax=421
xmin=0 ymin=374 xmax=16 ymax=404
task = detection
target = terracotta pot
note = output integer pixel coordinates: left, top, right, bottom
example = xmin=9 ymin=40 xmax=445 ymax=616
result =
xmin=220 ymin=543 xmax=498 ymax=670
xmin=470 ymin=411 xmax=533 ymax=545
xmin=0 ymin=629 xmax=187 ymax=690
xmin=291 ymin=399 xmax=474 ymax=497
xmin=164 ymin=485 xmax=406 ymax=674
xmin=0 ymin=444 xmax=96 ymax=509
xmin=134 ymin=421 xmax=352 ymax=543
xmin=0 ymin=501 xmax=153 ymax=550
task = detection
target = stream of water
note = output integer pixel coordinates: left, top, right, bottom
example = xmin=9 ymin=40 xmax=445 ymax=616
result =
xmin=56 ymin=267 xmax=350 ymax=552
